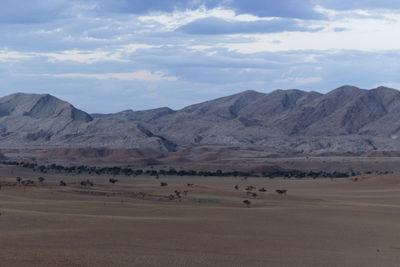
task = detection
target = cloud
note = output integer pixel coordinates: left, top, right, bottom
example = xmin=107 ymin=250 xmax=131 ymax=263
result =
xmin=118 ymin=43 xmax=163 ymax=53
xmin=2 ymin=0 xmax=400 ymax=28
xmin=94 ymin=0 xmax=215 ymax=14
xmin=3 ymin=0 xmax=400 ymax=114
xmin=38 ymin=49 xmax=127 ymax=64
xmin=0 ymin=49 xmax=34 ymax=62
xmin=177 ymin=17 xmax=321 ymax=34
xmin=95 ymin=0 xmax=324 ymax=19
xmin=217 ymin=12 xmax=400 ymax=53
xmin=36 ymin=71 xmax=178 ymax=81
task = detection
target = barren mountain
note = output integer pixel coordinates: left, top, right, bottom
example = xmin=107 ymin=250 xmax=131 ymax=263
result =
xmin=0 ymin=93 xmax=176 ymax=151
xmin=1 ymin=86 xmax=400 ymax=153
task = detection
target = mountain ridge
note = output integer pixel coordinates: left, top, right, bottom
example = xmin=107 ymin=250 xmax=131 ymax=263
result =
xmin=1 ymin=86 xmax=400 ymax=153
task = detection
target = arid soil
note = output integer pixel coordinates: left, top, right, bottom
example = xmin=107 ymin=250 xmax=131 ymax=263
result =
xmin=1 ymin=165 xmax=400 ymax=266
xmin=4 ymin=147 xmax=400 ymax=175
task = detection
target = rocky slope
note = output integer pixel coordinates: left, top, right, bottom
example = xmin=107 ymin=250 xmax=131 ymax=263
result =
xmin=1 ymin=86 xmax=400 ymax=153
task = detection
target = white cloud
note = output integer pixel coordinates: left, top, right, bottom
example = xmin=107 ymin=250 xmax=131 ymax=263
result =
xmin=34 ymin=28 xmax=63 ymax=35
xmin=36 ymin=70 xmax=178 ymax=81
xmin=187 ymin=45 xmax=217 ymax=56
xmin=0 ymin=49 xmax=34 ymax=62
xmin=39 ymin=49 xmax=127 ymax=64
xmin=118 ymin=43 xmax=162 ymax=53
xmin=188 ymin=45 xmax=214 ymax=51
xmin=218 ymin=10 xmax=400 ymax=53
xmin=138 ymin=7 xmax=271 ymax=31
xmin=0 ymin=43 xmax=163 ymax=65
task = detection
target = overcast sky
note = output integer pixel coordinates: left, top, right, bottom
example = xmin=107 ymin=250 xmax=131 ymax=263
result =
xmin=1 ymin=0 xmax=400 ymax=113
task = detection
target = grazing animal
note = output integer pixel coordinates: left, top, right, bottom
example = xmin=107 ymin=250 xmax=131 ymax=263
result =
xmin=234 ymin=185 xmax=239 ymax=190
xmin=259 ymin=188 xmax=267 ymax=192
xmin=243 ymin=200 xmax=251 ymax=207
xmin=245 ymin=186 xmax=256 ymax=191
xmin=183 ymin=190 xmax=188 ymax=196
xmin=276 ymin=189 xmax=287 ymax=195
xmin=59 ymin=180 xmax=66 ymax=186
xmin=160 ymin=182 xmax=168 ymax=187
xmin=187 ymin=183 xmax=194 ymax=187
xmin=246 ymin=191 xmax=253 ymax=196
xmin=174 ymin=190 xmax=181 ymax=196
xmin=251 ymin=193 xmax=257 ymax=198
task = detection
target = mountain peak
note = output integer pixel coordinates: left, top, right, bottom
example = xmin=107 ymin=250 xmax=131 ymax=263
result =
xmin=0 ymin=92 xmax=92 ymax=122
xmin=330 ymin=85 xmax=362 ymax=93
xmin=372 ymin=86 xmax=398 ymax=92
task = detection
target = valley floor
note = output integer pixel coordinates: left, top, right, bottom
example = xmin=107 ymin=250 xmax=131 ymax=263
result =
xmin=1 ymin=168 xmax=400 ymax=266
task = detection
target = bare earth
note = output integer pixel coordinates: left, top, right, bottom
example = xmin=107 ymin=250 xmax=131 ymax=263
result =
xmin=1 ymin=166 xmax=400 ymax=266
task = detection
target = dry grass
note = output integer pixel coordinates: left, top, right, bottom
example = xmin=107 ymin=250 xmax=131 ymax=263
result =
xmin=1 ymin=168 xmax=400 ymax=266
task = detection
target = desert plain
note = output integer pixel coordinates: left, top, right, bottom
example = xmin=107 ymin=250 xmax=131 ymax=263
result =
xmin=1 ymin=164 xmax=400 ymax=267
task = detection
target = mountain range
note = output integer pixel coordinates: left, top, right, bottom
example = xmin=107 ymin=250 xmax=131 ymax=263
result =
xmin=2 ymin=85 xmax=400 ymax=153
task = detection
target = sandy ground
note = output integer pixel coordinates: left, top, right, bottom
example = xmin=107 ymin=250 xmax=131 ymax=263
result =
xmin=1 ymin=167 xmax=400 ymax=266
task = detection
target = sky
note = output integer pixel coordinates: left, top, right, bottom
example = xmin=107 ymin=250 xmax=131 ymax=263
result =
xmin=1 ymin=0 xmax=400 ymax=113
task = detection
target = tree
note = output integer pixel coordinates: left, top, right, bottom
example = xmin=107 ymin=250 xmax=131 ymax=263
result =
xmin=109 ymin=178 xmax=118 ymax=184
xmin=276 ymin=189 xmax=287 ymax=195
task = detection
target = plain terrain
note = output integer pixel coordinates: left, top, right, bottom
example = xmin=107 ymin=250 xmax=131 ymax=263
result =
xmin=1 ymin=165 xmax=400 ymax=266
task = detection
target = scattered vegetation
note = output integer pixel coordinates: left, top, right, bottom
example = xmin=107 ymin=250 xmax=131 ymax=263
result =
xmin=21 ymin=180 xmax=34 ymax=186
xmin=80 ymin=179 xmax=94 ymax=187
xmin=276 ymin=189 xmax=287 ymax=195
xmin=0 ymin=161 xmax=387 ymax=179
xmin=109 ymin=178 xmax=118 ymax=184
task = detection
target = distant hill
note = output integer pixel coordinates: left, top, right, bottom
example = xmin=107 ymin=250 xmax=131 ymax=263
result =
xmin=2 ymin=86 xmax=400 ymax=153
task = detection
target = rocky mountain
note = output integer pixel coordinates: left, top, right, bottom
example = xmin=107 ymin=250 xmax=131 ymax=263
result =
xmin=2 ymin=86 xmax=400 ymax=153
